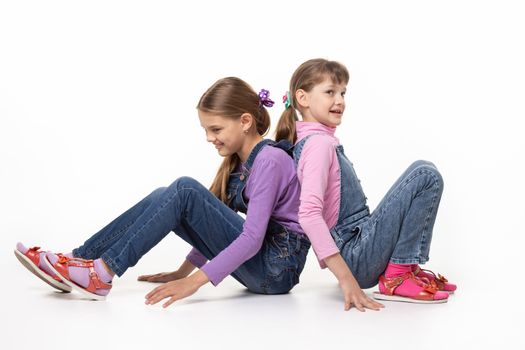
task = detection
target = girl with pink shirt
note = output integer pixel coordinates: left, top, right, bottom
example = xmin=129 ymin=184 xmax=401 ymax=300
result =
xmin=276 ymin=58 xmax=456 ymax=310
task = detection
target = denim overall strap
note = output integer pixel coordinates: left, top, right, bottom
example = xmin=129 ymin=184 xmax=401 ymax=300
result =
xmin=226 ymin=139 xmax=288 ymax=235
xmin=293 ymin=135 xmax=370 ymax=244
xmin=292 ymin=134 xmax=317 ymax=168
xmin=330 ymin=145 xmax=370 ymax=242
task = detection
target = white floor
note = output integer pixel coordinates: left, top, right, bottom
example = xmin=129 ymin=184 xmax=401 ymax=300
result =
xmin=2 ymin=242 xmax=522 ymax=350
xmin=2 ymin=1 xmax=524 ymax=349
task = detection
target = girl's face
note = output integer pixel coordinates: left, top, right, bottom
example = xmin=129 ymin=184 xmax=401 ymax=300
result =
xmin=198 ymin=111 xmax=246 ymax=157
xmin=297 ymin=77 xmax=347 ymax=127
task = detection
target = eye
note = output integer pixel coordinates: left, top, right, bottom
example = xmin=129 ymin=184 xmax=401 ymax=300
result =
xmin=211 ymin=128 xmax=221 ymax=133
xmin=341 ymin=91 xmax=346 ymax=97
xmin=325 ymin=90 xmax=334 ymax=95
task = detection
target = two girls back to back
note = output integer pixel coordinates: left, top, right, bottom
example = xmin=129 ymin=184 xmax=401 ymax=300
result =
xmin=14 ymin=60 xmax=456 ymax=311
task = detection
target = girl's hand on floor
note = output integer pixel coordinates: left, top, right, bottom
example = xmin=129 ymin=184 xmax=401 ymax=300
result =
xmin=138 ymin=259 xmax=196 ymax=283
xmin=144 ymin=270 xmax=209 ymax=308
xmin=339 ymin=277 xmax=384 ymax=312
xmin=138 ymin=270 xmax=186 ymax=283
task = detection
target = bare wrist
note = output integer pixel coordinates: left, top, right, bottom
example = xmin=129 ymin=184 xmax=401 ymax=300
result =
xmin=189 ymin=270 xmax=209 ymax=286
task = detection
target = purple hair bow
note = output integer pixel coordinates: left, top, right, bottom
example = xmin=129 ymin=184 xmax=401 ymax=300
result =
xmin=258 ymin=89 xmax=275 ymax=108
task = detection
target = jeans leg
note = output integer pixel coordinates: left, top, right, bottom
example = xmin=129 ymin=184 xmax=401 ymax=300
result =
xmin=99 ymin=177 xmax=268 ymax=288
xmin=73 ymin=187 xmax=166 ymax=259
xmin=346 ymin=160 xmax=444 ymax=288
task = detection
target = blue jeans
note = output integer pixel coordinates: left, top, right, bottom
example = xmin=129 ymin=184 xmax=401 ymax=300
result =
xmin=332 ymin=160 xmax=444 ymax=288
xmin=73 ymin=176 xmax=310 ymax=294
xmin=294 ymin=136 xmax=444 ymax=289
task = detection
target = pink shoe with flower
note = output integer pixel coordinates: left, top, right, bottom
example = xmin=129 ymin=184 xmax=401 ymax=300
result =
xmin=373 ymin=272 xmax=449 ymax=304
xmin=413 ymin=266 xmax=457 ymax=293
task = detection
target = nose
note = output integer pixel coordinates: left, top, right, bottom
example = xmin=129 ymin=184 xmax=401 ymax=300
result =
xmin=335 ymin=93 xmax=344 ymax=105
xmin=205 ymin=131 xmax=215 ymax=143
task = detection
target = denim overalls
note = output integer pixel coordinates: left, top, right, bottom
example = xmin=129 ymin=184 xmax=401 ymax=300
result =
xmin=74 ymin=139 xmax=310 ymax=294
xmin=294 ymin=135 xmax=443 ymax=288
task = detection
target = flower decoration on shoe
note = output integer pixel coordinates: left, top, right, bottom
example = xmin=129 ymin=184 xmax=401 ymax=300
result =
xmin=373 ymin=272 xmax=449 ymax=304
xmin=14 ymin=242 xmax=72 ymax=292
xmin=413 ymin=266 xmax=457 ymax=293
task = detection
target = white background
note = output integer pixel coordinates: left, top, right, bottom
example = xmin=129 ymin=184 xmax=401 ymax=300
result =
xmin=1 ymin=1 xmax=524 ymax=349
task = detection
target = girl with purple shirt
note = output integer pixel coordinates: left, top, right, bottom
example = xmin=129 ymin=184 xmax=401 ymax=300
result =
xmin=14 ymin=77 xmax=310 ymax=307
xmin=276 ymin=59 xmax=457 ymax=310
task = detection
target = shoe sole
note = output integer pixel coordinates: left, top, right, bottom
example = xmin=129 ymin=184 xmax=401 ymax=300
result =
xmin=14 ymin=249 xmax=72 ymax=293
xmin=372 ymin=292 xmax=448 ymax=304
xmin=43 ymin=255 xmax=107 ymax=301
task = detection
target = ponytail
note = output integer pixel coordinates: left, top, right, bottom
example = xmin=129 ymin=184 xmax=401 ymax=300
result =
xmin=209 ymin=154 xmax=240 ymax=203
xmin=275 ymin=107 xmax=298 ymax=144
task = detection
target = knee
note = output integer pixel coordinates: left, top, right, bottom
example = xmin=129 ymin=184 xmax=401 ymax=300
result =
xmin=168 ymin=176 xmax=202 ymax=192
xmin=359 ymin=277 xmax=379 ymax=290
xmin=410 ymin=160 xmax=437 ymax=171
xmin=148 ymin=186 xmax=167 ymax=199
xmin=411 ymin=160 xmax=444 ymax=190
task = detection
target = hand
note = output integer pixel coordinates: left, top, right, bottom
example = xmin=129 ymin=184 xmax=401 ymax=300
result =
xmin=144 ymin=270 xmax=209 ymax=308
xmin=138 ymin=270 xmax=187 ymax=283
xmin=138 ymin=259 xmax=196 ymax=283
xmin=339 ymin=276 xmax=384 ymax=312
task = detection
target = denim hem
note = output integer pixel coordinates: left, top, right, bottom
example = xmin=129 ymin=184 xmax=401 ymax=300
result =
xmin=71 ymin=248 xmax=81 ymax=259
xmin=100 ymin=250 xmax=124 ymax=277
xmin=389 ymin=257 xmax=429 ymax=265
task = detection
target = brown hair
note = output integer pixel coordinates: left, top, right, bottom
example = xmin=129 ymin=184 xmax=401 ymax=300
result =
xmin=197 ymin=77 xmax=271 ymax=203
xmin=275 ymin=58 xmax=349 ymax=144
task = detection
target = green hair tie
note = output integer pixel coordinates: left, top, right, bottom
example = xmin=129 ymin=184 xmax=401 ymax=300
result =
xmin=282 ymin=91 xmax=292 ymax=109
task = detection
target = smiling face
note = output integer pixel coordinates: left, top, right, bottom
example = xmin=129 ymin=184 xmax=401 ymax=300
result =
xmin=198 ymin=110 xmax=246 ymax=157
xmin=296 ymin=76 xmax=347 ymax=127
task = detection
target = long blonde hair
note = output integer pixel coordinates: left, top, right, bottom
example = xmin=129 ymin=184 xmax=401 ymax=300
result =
xmin=197 ymin=77 xmax=271 ymax=203
xmin=275 ymin=58 xmax=349 ymax=144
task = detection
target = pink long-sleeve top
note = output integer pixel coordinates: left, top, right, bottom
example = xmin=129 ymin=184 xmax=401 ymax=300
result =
xmin=295 ymin=121 xmax=342 ymax=268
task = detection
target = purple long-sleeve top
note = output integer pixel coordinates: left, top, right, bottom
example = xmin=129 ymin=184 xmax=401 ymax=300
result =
xmin=186 ymin=145 xmax=304 ymax=285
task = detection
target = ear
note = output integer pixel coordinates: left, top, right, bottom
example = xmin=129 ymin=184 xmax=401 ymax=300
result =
xmin=295 ymin=89 xmax=309 ymax=109
xmin=239 ymin=113 xmax=254 ymax=132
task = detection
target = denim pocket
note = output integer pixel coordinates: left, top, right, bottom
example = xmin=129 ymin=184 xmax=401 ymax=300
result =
xmin=265 ymin=233 xmax=299 ymax=275
xmin=333 ymin=224 xmax=360 ymax=246
xmin=335 ymin=217 xmax=368 ymax=251
xmin=262 ymin=233 xmax=309 ymax=294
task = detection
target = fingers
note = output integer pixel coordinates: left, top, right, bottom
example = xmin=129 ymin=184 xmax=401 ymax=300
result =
xmin=163 ymin=296 xmax=178 ymax=308
xmin=145 ymin=284 xmax=165 ymax=301
xmin=137 ymin=274 xmax=152 ymax=281
xmin=145 ymin=287 xmax=170 ymax=305
xmin=344 ymin=294 xmax=384 ymax=312
xmin=365 ymin=298 xmax=385 ymax=310
xmin=147 ymin=275 xmax=163 ymax=283
xmin=354 ymin=302 xmax=365 ymax=312
xmin=138 ymin=273 xmax=160 ymax=281
xmin=359 ymin=294 xmax=384 ymax=311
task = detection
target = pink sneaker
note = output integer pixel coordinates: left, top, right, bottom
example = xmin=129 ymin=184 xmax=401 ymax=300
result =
xmin=14 ymin=243 xmax=71 ymax=293
xmin=373 ymin=272 xmax=449 ymax=304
